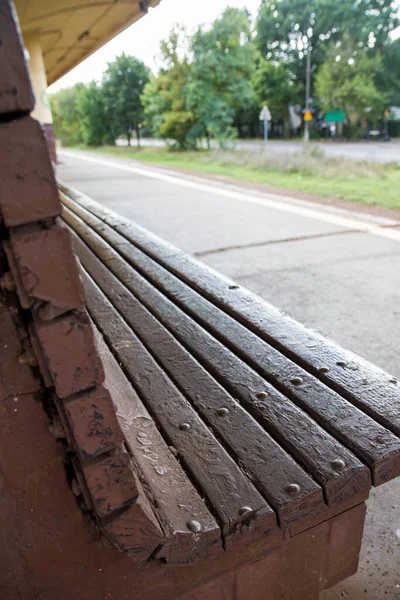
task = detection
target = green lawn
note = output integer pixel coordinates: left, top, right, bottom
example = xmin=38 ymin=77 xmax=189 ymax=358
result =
xmin=76 ymin=145 xmax=400 ymax=211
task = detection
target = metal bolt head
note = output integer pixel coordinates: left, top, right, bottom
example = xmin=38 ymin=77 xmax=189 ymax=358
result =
xmin=216 ymin=407 xmax=229 ymax=417
xmin=331 ymin=459 xmax=346 ymax=471
xmin=179 ymin=422 xmax=191 ymax=431
xmin=238 ymin=506 xmax=253 ymax=517
xmin=319 ymin=366 xmax=330 ymax=374
xmin=187 ymin=520 xmax=202 ymax=533
xmin=255 ymin=391 xmax=268 ymax=401
xmin=291 ymin=377 xmax=303 ymax=386
xmin=336 ymin=361 xmax=347 ymax=368
xmin=286 ymin=483 xmax=301 ymax=497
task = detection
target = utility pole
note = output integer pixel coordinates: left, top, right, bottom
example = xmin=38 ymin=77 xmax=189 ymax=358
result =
xmin=304 ymin=46 xmax=311 ymax=142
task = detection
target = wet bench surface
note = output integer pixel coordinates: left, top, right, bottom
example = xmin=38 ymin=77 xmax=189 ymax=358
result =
xmin=60 ymin=183 xmax=400 ymax=558
xmin=1 ymin=1 xmax=399 ymax=595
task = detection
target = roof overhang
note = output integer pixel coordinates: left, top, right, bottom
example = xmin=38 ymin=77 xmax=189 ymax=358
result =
xmin=14 ymin=0 xmax=161 ymax=86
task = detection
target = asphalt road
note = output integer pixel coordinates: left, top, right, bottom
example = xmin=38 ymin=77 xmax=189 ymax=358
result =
xmin=58 ymin=149 xmax=400 ymax=599
xmin=118 ymin=137 xmax=400 ymax=164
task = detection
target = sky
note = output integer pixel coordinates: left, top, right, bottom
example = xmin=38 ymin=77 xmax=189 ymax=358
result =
xmin=48 ymin=0 xmax=262 ymax=93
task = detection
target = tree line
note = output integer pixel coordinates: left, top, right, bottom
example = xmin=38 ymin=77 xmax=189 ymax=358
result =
xmin=52 ymin=0 xmax=400 ymax=148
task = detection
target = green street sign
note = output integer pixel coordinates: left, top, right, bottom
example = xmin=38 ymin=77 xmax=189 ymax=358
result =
xmin=325 ymin=110 xmax=345 ymax=123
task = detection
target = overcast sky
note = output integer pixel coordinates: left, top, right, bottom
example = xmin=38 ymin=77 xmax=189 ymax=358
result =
xmin=49 ymin=0 xmax=262 ymax=92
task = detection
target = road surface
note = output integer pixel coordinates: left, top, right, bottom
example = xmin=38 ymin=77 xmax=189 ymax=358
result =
xmin=117 ymin=137 xmax=400 ymax=164
xmin=58 ymin=149 xmax=400 ymax=600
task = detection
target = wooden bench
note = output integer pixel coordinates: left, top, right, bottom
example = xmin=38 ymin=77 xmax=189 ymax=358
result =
xmin=56 ymin=182 xmax=400 ymax=596
xmin=1 ymin=3 xmax=400 ymax=597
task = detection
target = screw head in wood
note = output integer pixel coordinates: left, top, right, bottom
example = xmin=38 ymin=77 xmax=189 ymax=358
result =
xmin=179 ymin=422 xmax=191 ymax=431
xmin=319 ymin=366 xmax=330 ymax=374
xmin=286 ymin=483 xmax=301 ymax=497
xmin=187 ymin=520 xmax=202 ymax=533
xmin=331 ymin=459 xmax=346 ymax=471
xmin=336 ymin=361 xmax=347 ymax=368
xmin=238 ymin=506 xmax=253 ymax=517
xmin=255 ymin=391 xmax=268 ymax=401
xmin=216 ymin=407 xmax=229 ymax=417
xmin=291 ymin=377 xmax=303 ymax=386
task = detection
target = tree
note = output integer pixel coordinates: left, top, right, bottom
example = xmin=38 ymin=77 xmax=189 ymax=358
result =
xmin=76 ymin=82 xmax=111 ymax=146
xmin=252 ymin=58 xmax=301 ymax=121
xmin=379 ymin=39 xmax=400 ymax=106
xmin=256 ymin=0 xmax=399 ymax=86
xmin=142 ymin=27 xmax=195 ymax=148
xmin=51 ymin=84 xmax=84 ymax=146
xmin=102 ymin=53 xmax=151 ymax=146
xmin=315 ymin=38 xmax=388 ymax=126
xmin=187 ymin=8 xmax=257 ymax=147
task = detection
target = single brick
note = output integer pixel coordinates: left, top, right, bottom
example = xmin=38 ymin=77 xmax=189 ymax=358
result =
xmin=0 ymin=0 xmax=34 ymax=115
xmin=10 ymin=223 xmax=85 ymax=319
xmin=64 ymin=388 xmax=123 ymax=460
xmin=35 ymin=311 xmax=104 ymax=398
xmin=83 ymin=449 xmax=138 ymax=518
xmin=0 ymin=117 xmax=61 ymax=227
xmin=103 ymin=490 xmax=164 ymax=560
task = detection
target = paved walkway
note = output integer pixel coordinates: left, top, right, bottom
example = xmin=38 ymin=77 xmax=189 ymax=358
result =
xmin=58 ymin=149 xmax=400 ymax=599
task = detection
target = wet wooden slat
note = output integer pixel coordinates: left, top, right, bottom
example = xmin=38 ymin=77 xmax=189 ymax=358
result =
xmin=91 ymin=326 xmax=222 ymax=563
xmin=81 ymin=270 xmax=274 ymax=540
xmin=63 ymin=207 xmax=370 ymax=510
xmin=80 ymin=263 xmax=323 ymax=528
xmin=61 ymin=187 xmax=400 ymax=437
xmin=62 ymin=204 xmax=400 ymax=486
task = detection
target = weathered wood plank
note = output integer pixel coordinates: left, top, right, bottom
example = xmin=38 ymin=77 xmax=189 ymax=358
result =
xmin=67 ymin=207 xmax=370 ymax=516
xmin=80 ymin=262 xmax=323 ymax=528
xmin=60 ymin=186 xmax=400 ymax=438
xmin=61 ymin=191 xmax=400 ymax=486
xmin=64 ymin=207 xmax=370 ymax=510
xmin=81 ymin=271 xmax=275 ymax=540
xmin=92 ymin=324 xmax=223 ymax=563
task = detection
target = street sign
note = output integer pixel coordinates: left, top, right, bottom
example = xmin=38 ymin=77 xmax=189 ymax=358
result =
xmin=325 ymin=110 xmax=345 ymax=123
xmin=303 ymin=109 xmax=313 ymax=122
xmin=259 ymin=105 xmax=271 ymax=121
